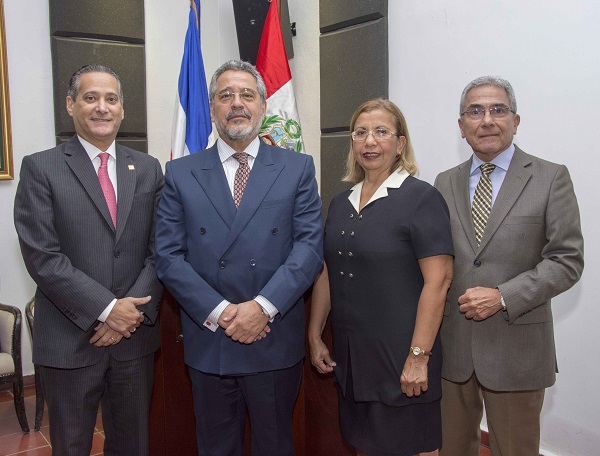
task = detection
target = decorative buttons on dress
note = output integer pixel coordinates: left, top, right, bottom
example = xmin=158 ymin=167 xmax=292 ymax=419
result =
xmin=199 ymin=227 xmax=206 ymax=235
xmin=219 ymin=260 xmax=226 ymax=269
xmin=350 ymin=231 xmax=355 ymax=237
xmin=340 ymin=271 xmax=344 ymax=276
xmin=474 ymin=260 xmax=481 ymax=267
xmin=348 ymin=273 xmax=354 ymax=278
xmin=338 ymin=251 xmax=342 ymax=255
xmin=250 ymin=259 xmax=257 ymax=267
xmin=341 ymin=230 xmax=345 ymax=235
xmin=348 ymin=252 xmax=353 ymax=257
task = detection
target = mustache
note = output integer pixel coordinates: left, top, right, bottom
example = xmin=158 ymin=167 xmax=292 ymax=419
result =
xmin=225 ymin=109 xmax=251 ymax=121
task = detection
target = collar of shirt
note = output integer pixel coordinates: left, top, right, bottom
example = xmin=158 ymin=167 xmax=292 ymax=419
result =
xmin=470 ymin=143 xmax=515 ymax=177
xmin=78 ymin=135 xmax=117 ymax=164
xmin=468 ymin=143 xmax=515 ymax=206
xmin=217 ymin=137 xmax=260 ymax=168
xmin=78 ymin=135 xmax=118 ymax=197
xmin=218 ymin=137 xmax=261 ymax=194
xmin=348 ymin=168 xmax=410 ymax=213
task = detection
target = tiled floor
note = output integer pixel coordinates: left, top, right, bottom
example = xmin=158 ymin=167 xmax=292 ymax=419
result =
xmin=0 ymin=384 xmax=104 ymax=456
xmin=0 ymin=385 xmax=491 ymax=455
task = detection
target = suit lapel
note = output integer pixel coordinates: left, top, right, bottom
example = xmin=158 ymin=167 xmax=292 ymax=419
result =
xmin=115 ymin=145 xmax=136 ymax=242
xmin=223 ymin=144 xmax=284 ymax=254
xmin=64 ymin=136 xmax=115 ymax=231
xmin=478 ymin=147 xmax=532 ymax=251
xmin=450 ymin=158 xmax=478 ymax=253
xmin=191 ymin=145 xmax=237 ymax=228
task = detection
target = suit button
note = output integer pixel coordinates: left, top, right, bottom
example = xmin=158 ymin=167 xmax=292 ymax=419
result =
xmin=341 ymin=231 xmax=345 ymax=236
xmin=250 ymin=259 xmax=257 ymax=267
xmin=350 ymin=213 xmax=355 ymax=219
xmin=350 ymin=231 xmax=355 ymax=237
xmin=348 ymin=273 xmax=354 ymax=278
xmin=348 ymin=252 xmax=353 ymax=257
xmin=200 ymin=227 xmax=206 ymax=235
xmin=474 ymin=260 xmax=481 ymax=267
xmin=340 ymin=271 xmax=344 ymax=276
xmin=219 ymin=261 xmax=226 ymax=269
xmin=114 ymin=251 xmax=120 ymax=258
xmin=271 ymin=228 xmax=278 ymax=235
xmin=338 ymin=251 xmax=342 ymax=255
xmin=358 ymin=214 xmax=363 ymax=220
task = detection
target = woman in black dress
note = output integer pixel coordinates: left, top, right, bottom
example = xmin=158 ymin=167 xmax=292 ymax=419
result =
xmin=309 ymin=99 xmax=453 ymax=456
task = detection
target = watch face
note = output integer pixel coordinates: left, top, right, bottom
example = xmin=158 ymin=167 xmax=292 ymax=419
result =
xmin=412 ymin=347 xmax=420 ymax=355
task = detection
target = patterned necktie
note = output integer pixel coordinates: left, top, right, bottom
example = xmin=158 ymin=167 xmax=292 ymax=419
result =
xmin=472 ymin=163 xmax=496 ymax=246
xmin=233 ymin=152 xmax=250 ymax=208
xmin=98 ymin=153 xmax=117 ymax=227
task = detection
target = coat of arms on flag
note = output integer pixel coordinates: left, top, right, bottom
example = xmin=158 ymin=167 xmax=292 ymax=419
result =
xmin=256 ymin=0 xmax=304 ymax=153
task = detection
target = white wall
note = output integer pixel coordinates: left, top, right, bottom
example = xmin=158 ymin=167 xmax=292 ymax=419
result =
xmin=1 ymin=0 xmax=55 ymax=376
xmin=389 ymin=1 xmax=599 ymax=455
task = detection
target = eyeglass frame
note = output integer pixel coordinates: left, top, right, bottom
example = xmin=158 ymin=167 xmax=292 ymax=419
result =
xmin=215 ymin=88 xmax=259 ymax=103
xmin=351 ymin=129 xmax=401 ymax=142
xmin=460 ymin=104 xmax=516 ymax=120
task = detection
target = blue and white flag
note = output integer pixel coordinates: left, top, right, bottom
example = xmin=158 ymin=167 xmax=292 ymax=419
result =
xmin=171 ymin=0 xmax=212 ymax=159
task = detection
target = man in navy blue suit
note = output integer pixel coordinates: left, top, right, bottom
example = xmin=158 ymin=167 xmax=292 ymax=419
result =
xmin=155 ymin=60 xmax=323 ymax=456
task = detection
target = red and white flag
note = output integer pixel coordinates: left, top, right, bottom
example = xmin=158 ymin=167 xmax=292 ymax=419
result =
xmin=256 ymin=0 xmax=304 ymax=153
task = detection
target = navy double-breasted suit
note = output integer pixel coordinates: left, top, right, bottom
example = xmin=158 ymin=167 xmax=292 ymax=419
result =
xmin=155 ymin=142 xmax=323 ymax=375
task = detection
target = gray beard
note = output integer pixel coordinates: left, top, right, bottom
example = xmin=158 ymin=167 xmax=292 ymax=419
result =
xmin=218 ymin=116 xmax=263 ymax=143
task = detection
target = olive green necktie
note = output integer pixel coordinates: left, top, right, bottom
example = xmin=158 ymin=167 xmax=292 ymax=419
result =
xmin=472 ymin=163 xmax=496 ymax=246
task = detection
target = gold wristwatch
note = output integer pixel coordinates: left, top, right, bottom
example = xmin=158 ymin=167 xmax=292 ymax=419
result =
xmin=410 ymin=346 xmax=432 ymax=356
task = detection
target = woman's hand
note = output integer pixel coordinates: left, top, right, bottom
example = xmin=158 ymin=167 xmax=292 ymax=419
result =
xmin=400 ymin=354 xmax=429 ymax=397
xmin=309 ymin=337 xmax=336 ymax=374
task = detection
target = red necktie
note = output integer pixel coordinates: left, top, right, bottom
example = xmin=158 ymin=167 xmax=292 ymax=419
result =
xmin=98 ymin=153 xmax=117 ymax=227
xmin=233 ymin=153 xmax=250 ymax=208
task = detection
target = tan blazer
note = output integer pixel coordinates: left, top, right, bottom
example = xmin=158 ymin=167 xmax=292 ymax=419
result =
xmin=434 ymin=146 xmax=583 ymax=391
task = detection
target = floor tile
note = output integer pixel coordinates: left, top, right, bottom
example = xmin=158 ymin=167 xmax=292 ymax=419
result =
xmin=0 ymin=431 xmax=48 ymax=456
xmin=0 ymin=402 xmax=29 ymax=437
xmin=90 ymin=431 xmax=105 ymax=455
xmin=24 ymin=396 xmax=48 ymax=430
xmin=9 ymin=446 xmax=53 ymax=456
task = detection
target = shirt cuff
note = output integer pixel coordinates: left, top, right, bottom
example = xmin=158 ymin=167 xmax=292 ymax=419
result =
xmin=254 ymin=295 xmax=278 ymax=321
xmin=97 ymin=298 xmax=117 ymax=322
xmin=496 ymin=287 xmax=507 ymax=311
xmin=204 ymin=300 xmax=230 ymax=332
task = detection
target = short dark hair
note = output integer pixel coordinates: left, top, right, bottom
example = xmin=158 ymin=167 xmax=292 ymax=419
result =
xmin=67 ymin=64 xmax=124 ymax=103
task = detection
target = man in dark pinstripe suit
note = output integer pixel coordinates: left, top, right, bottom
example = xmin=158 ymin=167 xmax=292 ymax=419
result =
xmin=14 ymin=65 xmax=163 ymax=455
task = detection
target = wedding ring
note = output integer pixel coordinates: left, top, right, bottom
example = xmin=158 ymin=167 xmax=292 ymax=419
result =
xmin=110 ymin=337 xmax=116 ymax=342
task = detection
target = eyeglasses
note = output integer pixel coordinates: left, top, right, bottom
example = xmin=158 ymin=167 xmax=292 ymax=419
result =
xmin=216 ymin=89 xmax=258 ymax=103
xmin=461 ymin=105 xmax=515 ymax=120
xmin=351 ymin=128 xmax=399 ymax=142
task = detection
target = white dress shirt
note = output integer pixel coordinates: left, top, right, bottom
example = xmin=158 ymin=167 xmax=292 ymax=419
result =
xmin=204 ymin=138 xmax=279 ymax=332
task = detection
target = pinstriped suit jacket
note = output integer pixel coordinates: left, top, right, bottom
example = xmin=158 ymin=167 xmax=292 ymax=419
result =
xmin=434 ymin=146 xmax=583 ymax=391
xmin=14 ymin=136 xmax=164 ymax=369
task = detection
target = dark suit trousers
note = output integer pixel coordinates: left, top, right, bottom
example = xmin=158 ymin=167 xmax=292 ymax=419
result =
xmin=440 ymin=376 xmax=545 ymax=456
xmin=189 ymin=360 xmax=303 ymax=456
xmin=40 ymin=351 xmax=154 ymax=456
